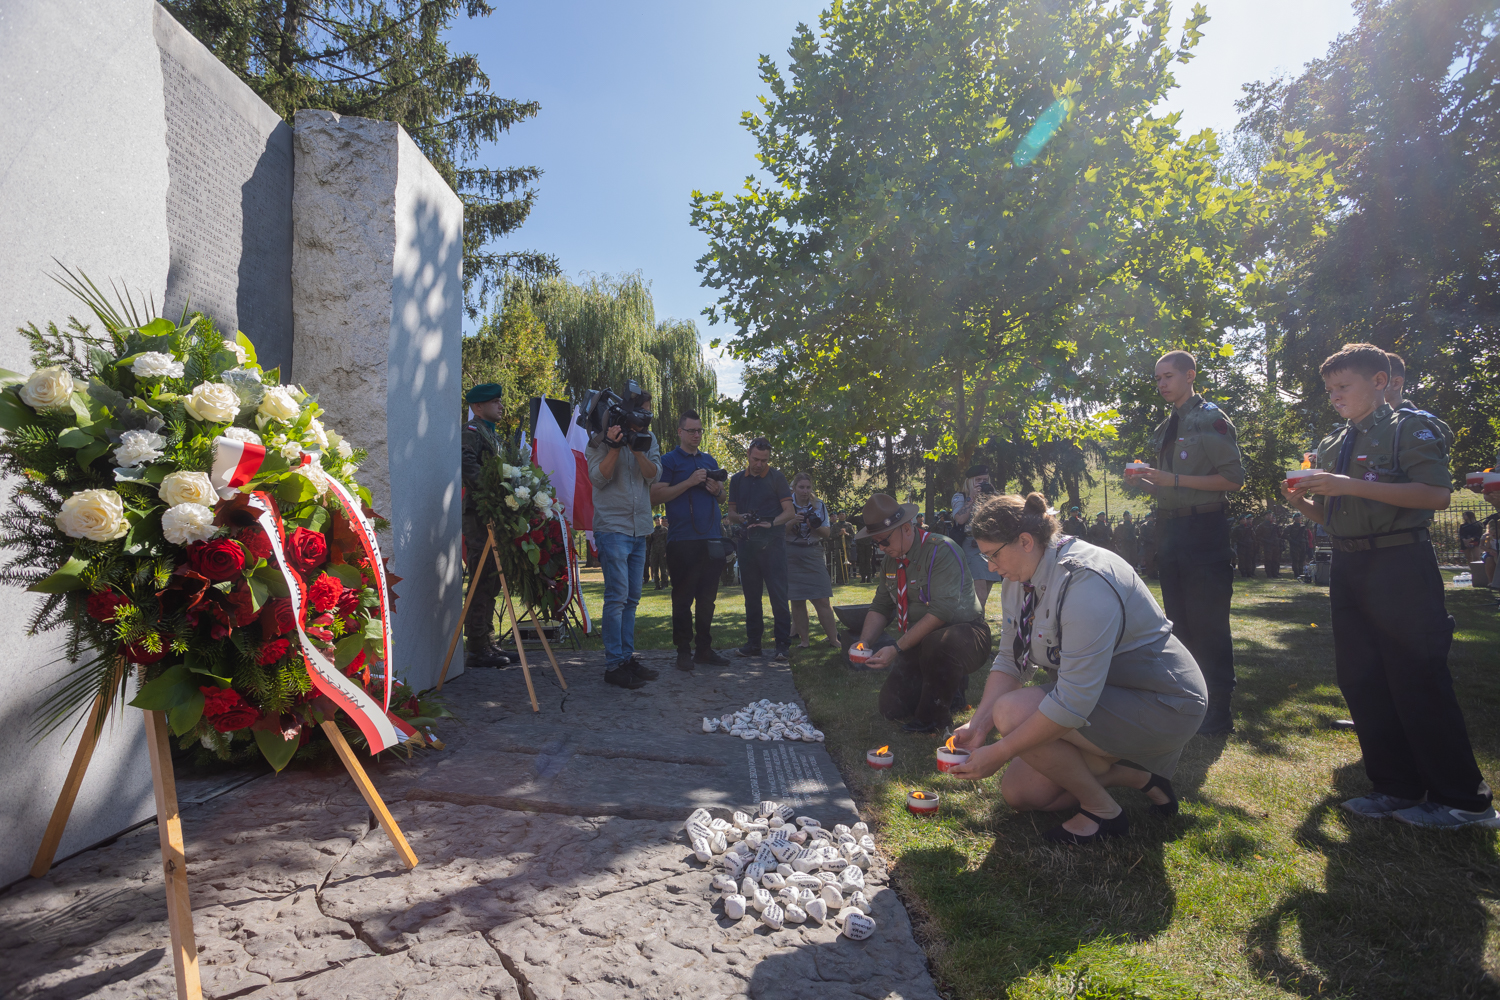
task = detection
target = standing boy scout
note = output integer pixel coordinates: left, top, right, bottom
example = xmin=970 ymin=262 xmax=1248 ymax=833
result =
xmin=461 ymin=384 xmax=511 ymax=669
xmin=1384 ymin=353 xmax=1455 ymax=450
xmin=1125 ymin=350 xmax=1244 ymax=734
xmin=1283 ymin=343 xmax=1494 ymax=828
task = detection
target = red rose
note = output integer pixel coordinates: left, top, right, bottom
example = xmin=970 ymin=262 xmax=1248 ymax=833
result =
xmin=122 ymin=635 xmax=168 ymax=664
xmin=261 ymin=596 xmax=298 ymax=638
xmin=238 ymin=524 xmax=274 ymax=561
xmin=87 ymin=590 xmax=130 ymax=622
xmin=199 ymin=685 xmax=260 ymax=733
xmin=258 ymin=637 xmax=291 ymax=665
xmin=308 ymin=573 xmax=344 ymax=613
xmin=187 ymin=539 xmax=247 ymax=582
xmin=285 ymin=527 xmax=327 ymax=576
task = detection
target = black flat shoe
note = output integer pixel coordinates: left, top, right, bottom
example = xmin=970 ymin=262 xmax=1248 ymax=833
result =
xmin=1142 ymin=773 xmax=1179 ymax=817
xmin=1042 ymin=808 xmax=1129 ymax=845
xmin=902 ymin=719 xmax=942 ymax=734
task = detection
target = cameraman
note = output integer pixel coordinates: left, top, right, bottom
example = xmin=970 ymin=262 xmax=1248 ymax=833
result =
xmin=652 ymin=411 xmax=731 ymax=672
xmin=951 ymin=465 xmax=1003 ymax=610
xmin=585 ymin=393 xmax=661 ymax=690
xmin=727 ymin=438 xmax=796 ymax=661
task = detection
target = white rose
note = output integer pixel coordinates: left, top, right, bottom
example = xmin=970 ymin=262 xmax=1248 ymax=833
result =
xmin=113 ymin=429 xmax=166 ymax=468
xmin=335 ymin=439 xmax=353 ymax=460
xmin=502 ymin=464 xmax=519 ymax=478
xmin=258 ymin=386 xmax=301 ymax=421
xmin=535 ymin=492 xmax=552 ymax=508
xmin=159 ymin=471 xmax=217 ymax=508
xmin=56 ymin=489 xmax=128 ymax=541
xmin=306 ymin=419 xmax=329 ymax=450
xmin=514 ymin=485 xmax=531 ymax=501
xmin=19 ymin=366 xmax=74 ymax=411
xmin=161 ymin=503 xmax=217 ymax=545
xmin=280 ymin=440 xmax=303 ymax=462
xmin=505 ymin=496 xmax=519 ymax=510
xmin=221 ymin=426 xmax=262 ymax=445
xmin=183 ymin=382 xmax=240 ymax=423
xmin=131 ymin=352 xmax=184 ymax=379
xmin=223 ymin=339 xmax=248 ymax=365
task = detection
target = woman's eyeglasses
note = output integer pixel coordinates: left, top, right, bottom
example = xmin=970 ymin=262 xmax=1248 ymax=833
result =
xmin=981 ymin=540 xmax=1011 ymax=565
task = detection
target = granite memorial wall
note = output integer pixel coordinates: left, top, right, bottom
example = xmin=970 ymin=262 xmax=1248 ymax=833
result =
xmin=0 ymin=0 xmax=463 ymax=887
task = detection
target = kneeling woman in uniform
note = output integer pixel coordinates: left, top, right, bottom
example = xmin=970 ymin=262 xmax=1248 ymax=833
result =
xmin=949 ymin=493 xmax=1208 ymax=844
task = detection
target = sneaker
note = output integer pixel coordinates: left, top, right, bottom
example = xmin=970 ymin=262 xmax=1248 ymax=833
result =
xmin=625 ymin=656 xmax=659 ymax=681
xmin=1340 ymin=793 xmax=1421 ymax=820
xmin=604 ymin=664 xmax=647 ymax=690
xmin=771 ymin=647 xmax=790 ymax=663
xmin=694 ymin=648 xmax=731 ymax=667
xmin=1391 ymin=801 xmax=1500 ymax=829
xmin=675 ymin=653 xmax=696 ymax=673
xmin=735 ymin=645 xmax=764 ymax=658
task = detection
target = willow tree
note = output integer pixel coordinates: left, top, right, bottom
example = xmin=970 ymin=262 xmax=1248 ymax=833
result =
xmin=461 ymin=298 xmax=562 ymax=438
xmin=166 ymin=0 xmax=558 ymax=316
xmin=692 ymin=0 xmax=1261 ymax=482
xmin=506 ymin=273 xmax=719 ymax=451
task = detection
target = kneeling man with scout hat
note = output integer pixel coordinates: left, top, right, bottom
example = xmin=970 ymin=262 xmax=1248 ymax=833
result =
xmin=853 ymin=495 xmax=993 ymax=733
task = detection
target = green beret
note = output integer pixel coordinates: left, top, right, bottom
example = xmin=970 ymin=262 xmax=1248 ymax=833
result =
xmin=466 ymin=383 xmax=504 ymax=404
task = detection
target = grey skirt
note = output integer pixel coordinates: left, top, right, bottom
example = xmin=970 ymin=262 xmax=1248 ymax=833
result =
xmin=963 ymin=535 xmax=1003 ymax=582
xmin=1040 ymin=634 xmax=1207 ymax=777
xmin=787 ymin=541 xmax=833 ymax=600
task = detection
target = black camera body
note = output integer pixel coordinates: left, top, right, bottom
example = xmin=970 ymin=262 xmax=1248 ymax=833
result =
xmin=804 ymin=509 xmax=824 ymax=530
xmin=579 ymin=379 xmax=653 ymax=452
xmin=705 ymin=468 xmax=729 ymax=482
xmin=973 ymin=479 xmax=996 ymax=496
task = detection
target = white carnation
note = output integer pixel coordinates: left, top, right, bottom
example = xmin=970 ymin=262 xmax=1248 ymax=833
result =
xmin=513 ymin=485 xmax=531 ymax=501
xmin=222 ymin=339 xmax=249 ymax=365
xmin=295 ymin=463 xmax=330 ymax=496
xmin=159 ymin=471 xmax=217 ymax=508
xmin=221 ymin=426 xmax=262 ymax=445
xmin=280 ymin=440 xmax=303 ymax=462
xmin=56 ymin=489 xmax=127 ymax=541
xmin=131 ymin=352 xmax=184 ymax=379
xmin=183 ymin=382 xmax=240 ymax=423
xmin=113 ymin=429 xmax=166 ymax=468
xmin=19 ymin=366 xmax=74 ymax=411
xmin=505 ymin=496 xmax=519 ymax=510
xmin=258 ymin=386 xmax=301 ymax=422
xmin=161 ymin=503 xmax=217 ymax=545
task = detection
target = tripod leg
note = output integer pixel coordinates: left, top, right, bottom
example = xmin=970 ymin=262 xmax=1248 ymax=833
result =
xmin=490 ymin=527 xmax=540 ymax=712
xmin=143 ymin=710 xmax=204 ymax=1000
xmin=320 ymin=721 xmax=418 ymax=869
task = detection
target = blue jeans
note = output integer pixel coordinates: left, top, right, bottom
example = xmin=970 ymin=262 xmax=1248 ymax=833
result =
xmin=596 ymin=532 xmax=648 ymax=669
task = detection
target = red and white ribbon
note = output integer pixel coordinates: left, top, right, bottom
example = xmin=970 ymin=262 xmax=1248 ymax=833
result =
xmin=247 ymin=491 xmax=409 ymax=752
xmin=211 ymin=436 xmax=268 ymax=499
xmin=321 ymin=476 xmax=397 ymax=713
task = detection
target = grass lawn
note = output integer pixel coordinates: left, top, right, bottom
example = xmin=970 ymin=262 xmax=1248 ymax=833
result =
xmin=512 ymin=567 xmax=1500 ymax=997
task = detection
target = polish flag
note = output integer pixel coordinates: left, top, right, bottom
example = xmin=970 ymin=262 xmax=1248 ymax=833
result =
xmin=565 ymin=405 xmax=593 ymax=531
xmin=210 ymin=436 xmax=267 ymax=498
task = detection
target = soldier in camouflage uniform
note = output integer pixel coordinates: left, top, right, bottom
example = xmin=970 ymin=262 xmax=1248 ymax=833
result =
xmin=1231 ymin=514 xmax=1257 ymax=577
xmin=1255 ymin=514 xmax=1283 ymax=578
xmin=650 ymin=518 xmax=671 ymax=589
xmin=1112 ymin=510 xmax=1139 ymax=568
xmin=1124 ymin=351 xmax=1245 ymax=735
xmin=1282 ymin=343 xmax=1493 ymax=828
xmin=461 ymin=384 xmax=511 ymax=668
xmin=1284 ymin=513 xmax=1310 ymax=579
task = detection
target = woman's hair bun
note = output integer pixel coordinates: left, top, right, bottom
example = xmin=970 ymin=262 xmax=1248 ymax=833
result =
xmin=1023 ymin=492 xmax=1048 ymax=515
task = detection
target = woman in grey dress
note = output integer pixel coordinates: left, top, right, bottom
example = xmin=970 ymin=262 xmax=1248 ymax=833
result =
xmin=949 ymin=492 xmax=1208 ymax=845
xmin=785 ymin=472 xmax=839 ymax=648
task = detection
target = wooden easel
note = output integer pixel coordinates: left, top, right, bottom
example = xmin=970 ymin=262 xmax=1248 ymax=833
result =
xmin=30 ymin=685 xmax=420 ymax=1000
xmin=436 ymin=524 xmax=570 ymax=711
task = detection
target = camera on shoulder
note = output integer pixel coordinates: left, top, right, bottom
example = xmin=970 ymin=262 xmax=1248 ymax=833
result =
xmin=579 ymin=378 xmax=653 ymax=452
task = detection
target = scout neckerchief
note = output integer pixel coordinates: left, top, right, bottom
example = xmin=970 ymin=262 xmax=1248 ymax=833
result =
xmin=893 ymin=529 xmax=930 ymax=632
xmin=1014 ymin=582 xmax=1037 ymax=671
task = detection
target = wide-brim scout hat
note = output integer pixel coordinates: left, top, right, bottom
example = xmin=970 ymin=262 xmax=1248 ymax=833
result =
xmin=854 ymin=494 xmax=919 ymax=539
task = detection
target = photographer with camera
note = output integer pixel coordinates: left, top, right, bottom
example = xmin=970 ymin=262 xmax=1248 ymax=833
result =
xmin=651 ymin=411 xmax=731 ymax=672
xmin=786 ymin=472 xmax=841 ymax=649
xmin=951 ymin=465 xmax=1004 ymax=610
xmin=727 ymin=438 xmax=796 ymax=661
xmin=582 ymin=381 xmax=661 ymax=690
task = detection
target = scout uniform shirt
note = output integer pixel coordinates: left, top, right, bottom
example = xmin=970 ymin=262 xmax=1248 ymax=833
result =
xmin=461 ymin=417 xmax=501 ymax=514
xmin=870 ymin=530 xmax=983 ymax=631
xmin=1145 ymin=394 xmax=1246 ymax=510
xmin=1312 ymin=402 xmax=1451 ymax=541
xmin=1395 ymin=398 xmax=1455 ymax=451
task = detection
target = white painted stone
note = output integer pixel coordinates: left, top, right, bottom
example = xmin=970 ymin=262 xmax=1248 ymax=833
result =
xmin=843 ymin=911 xmax=877 ymax=941
xmin=805 ymin=898 xmax=829 ymax=923
xmin=750 ymin=888 xmax=773 ymax=913
xmin=847 ymin=890 xmax=872 ymax=914
xmin=723 ymin=894 xmax=748 ymax=919
xmin=820 ymin=883 xmax=844 ymax=910
xmin=784 ymin=904 xmax=807 ymax=925
xmin=760 ymin=903 xmax=785 ymax=930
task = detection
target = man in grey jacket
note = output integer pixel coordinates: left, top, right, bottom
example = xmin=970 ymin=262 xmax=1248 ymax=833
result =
xmin=585 ymin=400 xmax=661 ymax=690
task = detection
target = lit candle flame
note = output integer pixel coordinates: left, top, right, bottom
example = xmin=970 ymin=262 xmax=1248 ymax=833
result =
xmin=943 ymin=735 xmax=957 ymax=752
xmin=875 ymin=746 xmax=890 ymax=756
xmin=912 ymin=792 xmax=928 ymax=799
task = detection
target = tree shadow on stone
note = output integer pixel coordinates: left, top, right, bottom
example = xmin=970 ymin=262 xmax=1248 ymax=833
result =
xmin=1244 ymin=762 xmax=1500 ymax=998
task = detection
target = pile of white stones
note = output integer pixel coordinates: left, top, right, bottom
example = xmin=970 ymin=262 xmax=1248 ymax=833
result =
xmin=701 ymin=699 xmax=825 ymax=743
xmin=686 ymin=802 xmax=879 ymax=941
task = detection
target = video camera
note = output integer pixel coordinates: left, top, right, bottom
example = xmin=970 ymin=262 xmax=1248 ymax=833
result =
xmin=579 ymin=378 xmax=653 ymax=452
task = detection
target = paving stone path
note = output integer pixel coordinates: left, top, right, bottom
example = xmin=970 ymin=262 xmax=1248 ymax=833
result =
xmin=1 ymin=650 xmax=942 ymax=999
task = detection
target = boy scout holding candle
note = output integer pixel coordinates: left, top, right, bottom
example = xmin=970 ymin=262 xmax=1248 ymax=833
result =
xmin=1282 ymin=343 xmax=1495 ymax=828
xmin=1124 ymin=350 xmax=1244 ymax=735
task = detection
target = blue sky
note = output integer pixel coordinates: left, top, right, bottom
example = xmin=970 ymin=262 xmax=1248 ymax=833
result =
xmin=458 ymin=1 xmax=1358 ymax=395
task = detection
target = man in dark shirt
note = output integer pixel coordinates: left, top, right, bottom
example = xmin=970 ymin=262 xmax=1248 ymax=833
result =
xmin=726 ymin=437 xmax=796 ymax=661
xmin=651 ymin=411 xmax=730 ymax=672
